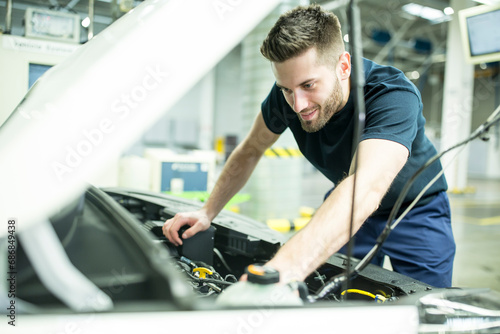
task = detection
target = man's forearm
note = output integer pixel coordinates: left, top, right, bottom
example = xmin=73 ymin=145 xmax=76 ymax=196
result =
xmin=202 ymin=113 xmax=279 ymax=221
xmin=266 ymin=139 xmax=408 ymax=282
xmin=266 ymin=174 xmax=381 ymax=282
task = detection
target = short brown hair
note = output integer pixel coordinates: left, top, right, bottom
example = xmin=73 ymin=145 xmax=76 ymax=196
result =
xmin=260 ymin=4 xmax=344 ymax=66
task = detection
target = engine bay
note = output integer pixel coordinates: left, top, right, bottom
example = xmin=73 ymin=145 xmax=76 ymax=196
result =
xmin=9 ymin=185 xmax=500 ymax=334
xmin=104 ymin=187 xmax=434 ymax=304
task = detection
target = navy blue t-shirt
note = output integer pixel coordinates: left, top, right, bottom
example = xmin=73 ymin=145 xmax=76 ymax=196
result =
xmin=261 ymin=58 xmax=447 ymax=215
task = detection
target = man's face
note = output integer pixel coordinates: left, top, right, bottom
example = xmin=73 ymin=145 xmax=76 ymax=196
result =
xmin=271 ymin=47 xmax=349 ymax=133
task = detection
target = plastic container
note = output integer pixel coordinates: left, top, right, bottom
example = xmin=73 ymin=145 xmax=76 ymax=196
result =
xmin=216 ymin=265 xmax=303 ymax=307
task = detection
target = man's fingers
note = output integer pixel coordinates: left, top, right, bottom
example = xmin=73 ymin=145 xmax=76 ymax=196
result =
xmin=181 ymin=224 xmax=201 ymax=239
xmin=163 ymin=212 xmax=210 ymax=246
xmin=169 ymin=222 xmax=184 ymax=246
xmin=163 ymin=216 xmax=185 ymax=246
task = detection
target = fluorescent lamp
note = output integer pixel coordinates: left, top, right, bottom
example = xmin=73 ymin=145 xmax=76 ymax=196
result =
xmin=406 ymin=71 xmax=420 ymax=80
xmin=81 ymin=16 xmax=90 ymax=28
xmin=444 ymin=7 xmax=454 ymax=15
xmin=402 ymin=3 xmax=451 ymax=23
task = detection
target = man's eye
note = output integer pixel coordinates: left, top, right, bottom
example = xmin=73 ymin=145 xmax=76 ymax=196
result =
xmin=304 ymin=83 xmax=314 ymax=89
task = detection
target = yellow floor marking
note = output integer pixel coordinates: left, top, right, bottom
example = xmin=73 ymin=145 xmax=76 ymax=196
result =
xmin=453 ymin=215 xmax=482 ymax=225
xmin=453 ymin=215 xmax=500 ymax=226
xmin=450 ymin=201 xmax=500 ymax=208
xmin=479 ymin=216 xmax=500 ymax=226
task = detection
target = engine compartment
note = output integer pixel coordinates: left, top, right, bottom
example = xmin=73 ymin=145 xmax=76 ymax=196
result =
xmin=13 ymin=185 xmax=434 ymax=313
xmin=9 ymin=185 xmax=500 ymax=334
xmin=104 ymin=187 xmax=434 ymax=304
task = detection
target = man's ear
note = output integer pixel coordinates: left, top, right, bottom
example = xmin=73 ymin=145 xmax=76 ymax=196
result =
xmin=337 ymin=52 xmax=351 ymax=80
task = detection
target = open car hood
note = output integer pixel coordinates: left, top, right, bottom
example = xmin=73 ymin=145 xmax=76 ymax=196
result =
xmin=0 ymin=0 xmax=281 ymax=236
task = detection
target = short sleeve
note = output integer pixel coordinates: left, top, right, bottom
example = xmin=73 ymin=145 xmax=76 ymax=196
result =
xmin=361 ymin=90 xmax=421 ymax=155
xmin=261 ymin=84 xmax=293 ymax=135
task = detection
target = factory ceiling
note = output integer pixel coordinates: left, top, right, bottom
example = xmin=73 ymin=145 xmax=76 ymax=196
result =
xmin=0 ymin=0 xmax=498 ymax=74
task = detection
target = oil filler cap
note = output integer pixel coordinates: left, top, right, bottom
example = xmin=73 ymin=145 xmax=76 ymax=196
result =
xmin=245 ymin=264 xmax=280 ymax=285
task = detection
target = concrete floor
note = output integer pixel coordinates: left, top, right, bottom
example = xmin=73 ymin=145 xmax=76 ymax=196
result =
xmin=450 ymin=177 xmax=500 ymax=292
xmin=299 ymin=169 xmax=500 ymax=292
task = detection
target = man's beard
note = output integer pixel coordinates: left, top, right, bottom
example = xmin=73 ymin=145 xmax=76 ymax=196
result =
xmin=299 ymin=78 xmax=343 ymax=133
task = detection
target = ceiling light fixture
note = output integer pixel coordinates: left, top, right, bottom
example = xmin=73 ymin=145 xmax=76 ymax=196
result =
xmin=402 ymin=3 xmax=451 ymax=23
xmin=406 ymin=71 xmax=420 ymax=80
xmin=81 ymin=17 xmax=90 ymax=28
xmin=443 ymin=7 xmax=454 ymax=16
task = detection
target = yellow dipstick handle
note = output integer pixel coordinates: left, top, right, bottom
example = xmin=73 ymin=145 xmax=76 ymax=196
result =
xmin=193 ymin=267 xmax=213 ymax=279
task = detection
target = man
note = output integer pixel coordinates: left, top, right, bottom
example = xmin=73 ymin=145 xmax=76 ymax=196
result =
xmin=163 ymin=4 xmax=455 ymax=288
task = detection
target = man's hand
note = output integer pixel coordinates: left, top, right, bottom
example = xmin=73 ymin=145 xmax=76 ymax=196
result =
xmin=162 ymin=210 xmax=211 ymax=246
xmin=161 ymin=114 xmax=278 ymax=247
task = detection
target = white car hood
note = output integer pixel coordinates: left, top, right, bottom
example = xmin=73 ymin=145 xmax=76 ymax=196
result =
xmin=0 ymin=0 xmax=280 ymax=236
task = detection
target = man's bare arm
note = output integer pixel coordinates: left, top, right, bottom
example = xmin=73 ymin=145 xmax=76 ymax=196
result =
xmin=163 ymin=112 xmax=280 ymax=245
xmin=202 ymin=113 xmax=280 ymax=221
xmin=265 ymin=138 xmax=409 ymax=282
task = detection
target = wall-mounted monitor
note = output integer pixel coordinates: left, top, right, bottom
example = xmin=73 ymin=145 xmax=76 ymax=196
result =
xmin=25 ymin=7 xmax=81 ymax=44
xmin=459 ymin=3 xmax=500 ymax=64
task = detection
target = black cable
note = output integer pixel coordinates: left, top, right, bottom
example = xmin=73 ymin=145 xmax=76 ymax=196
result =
xmin=214 ymin=247 xmax=233 ymax=273
xmin=176 ymin=260 xmax=192 ymax=273
xmin=184 ymin=270 xmax=234 ymax=286
xmin=314 ymin=270 xmax=326 ymax=285
xmin=177 ymin=255 xmax=235 ymax=290
xmin=224 ymin=274 xmax=238 ymax=283
xmin=306 ymin=0 xmax=367 ymax=303
xmin=308 ymin=274 xmax=347 ymax=302
xmin=344 ymin=0 xmax=366 ymax=299
xmin=352 ymin=103 xmax=500 ymax=275
xmin=311 ymin=104 xmax=500 ymax=301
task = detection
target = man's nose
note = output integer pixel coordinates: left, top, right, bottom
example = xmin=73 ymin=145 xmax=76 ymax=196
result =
xmin=293 ymin=90 xmax=308 ymax=113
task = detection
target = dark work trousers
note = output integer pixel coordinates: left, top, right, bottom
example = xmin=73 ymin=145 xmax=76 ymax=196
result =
xmin=330 ymin=191 xmax=455 ymax=288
